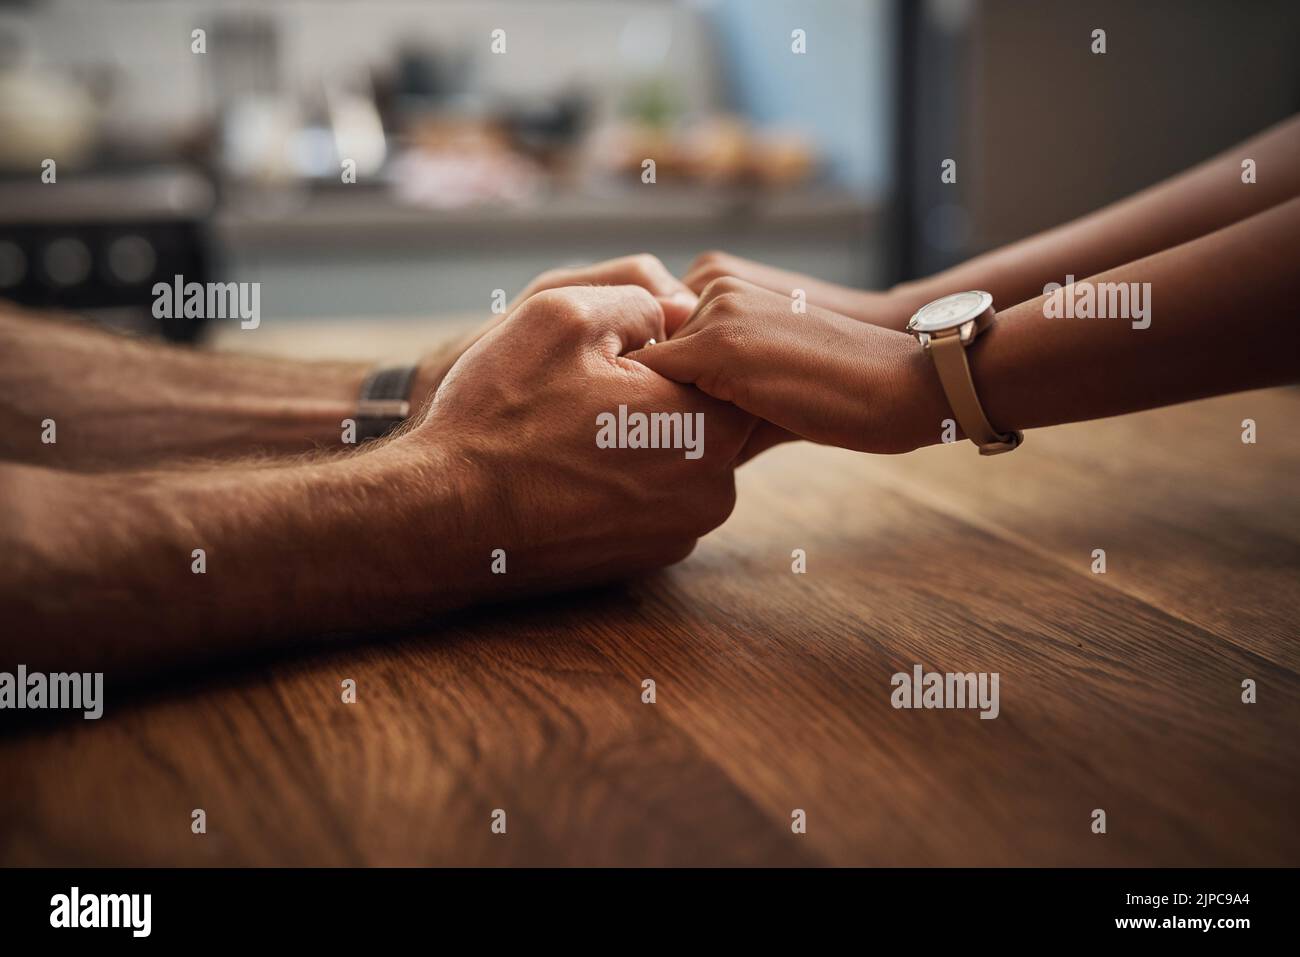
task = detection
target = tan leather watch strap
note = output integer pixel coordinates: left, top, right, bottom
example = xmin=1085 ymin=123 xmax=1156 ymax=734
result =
xmin=928 ymin=334 xmax=1022 ymax=455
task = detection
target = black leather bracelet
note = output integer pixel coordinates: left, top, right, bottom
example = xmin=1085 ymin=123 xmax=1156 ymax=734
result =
xmin=355 ymin=365 xmax=418 ymax=442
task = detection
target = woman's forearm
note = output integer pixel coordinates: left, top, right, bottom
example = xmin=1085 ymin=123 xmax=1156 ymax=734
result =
xmin=904 ymin=196 xmax=1300 ymax=446
xmin=683 ymin=116 xmax=1300 ymax=335
xmin=888 ymin=113 xmax=1300 ymax=321
xmin=632 ymin=198 xmax=1299 ymax=458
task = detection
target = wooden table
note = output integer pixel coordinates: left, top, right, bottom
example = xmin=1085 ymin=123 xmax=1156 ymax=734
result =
xmin=3 ymin=384 xmax=1298 ymax=866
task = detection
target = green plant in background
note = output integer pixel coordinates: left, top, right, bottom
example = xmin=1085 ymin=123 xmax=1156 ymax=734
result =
xmin=623 ymin=77 xmax=682 ymax=129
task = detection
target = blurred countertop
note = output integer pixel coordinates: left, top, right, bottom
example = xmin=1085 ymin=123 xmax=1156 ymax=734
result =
xmin=207 ymin=313 xmax=482 ymax=362
xmin=214 ymin=183 xmax=880 ymax=250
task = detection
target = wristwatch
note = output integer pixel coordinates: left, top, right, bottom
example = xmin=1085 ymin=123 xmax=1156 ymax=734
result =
xmin=906 ymin=290 xmax=1022 ymax=455
xmin=355 ymin=364 xmax=418 ymax=442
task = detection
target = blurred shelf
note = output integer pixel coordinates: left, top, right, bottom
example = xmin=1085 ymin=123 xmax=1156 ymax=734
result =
xmin=214 ymin=184 xmax=881 ymax=251
xmin=0 ymin=167 xmax=216 ymax=225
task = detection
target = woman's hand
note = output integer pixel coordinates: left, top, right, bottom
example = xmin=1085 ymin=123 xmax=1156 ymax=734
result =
xmin=628 ymin=277 xmax=946 ymax=458
xmin=683 ymin=250 xmax=909 ymax=330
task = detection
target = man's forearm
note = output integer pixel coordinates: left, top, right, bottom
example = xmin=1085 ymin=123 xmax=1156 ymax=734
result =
xmin=2 ymin=440 xmax=484 ymax=676
xmin=3 ymin=281 xmax=755 ymax=681
xmin=0 ymin=305 xmax=375 ymax=469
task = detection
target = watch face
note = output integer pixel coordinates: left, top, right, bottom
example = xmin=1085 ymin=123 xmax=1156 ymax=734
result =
xmin=908 ymin=290 xmax=992 ymax=333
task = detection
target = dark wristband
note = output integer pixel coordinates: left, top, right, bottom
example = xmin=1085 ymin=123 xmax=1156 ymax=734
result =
xmin=355 ymin=365 xmax=418 ymax=442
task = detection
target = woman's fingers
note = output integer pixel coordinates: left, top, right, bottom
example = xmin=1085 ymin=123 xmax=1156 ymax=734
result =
xmin=631 ymin=335 xmax=800 ymax=464
xmin=683 ymin=251 xmax=777 ymax=295
xmin=630 ymin=276 xmax=778 ymax=388
xmin=632 ymin=274 xmax=909 ymax=455
xmin=657 ymin=291 xmax=700 ymax=335
xmin=625 ymin=333 xmax=707 ymax=385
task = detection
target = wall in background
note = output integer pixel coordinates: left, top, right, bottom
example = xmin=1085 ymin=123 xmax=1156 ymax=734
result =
xmin=708 ymin=0 xmax=894 ymax=196
xmin=3 ymin=0 xmax=892 ymax=321
xmin=6 ymin=0 xmax=894 ymax=194
xmin=3 ymin=0 xmax=720 ymax=140
xmin=965 ymin=0 xmax=1300 ymax=252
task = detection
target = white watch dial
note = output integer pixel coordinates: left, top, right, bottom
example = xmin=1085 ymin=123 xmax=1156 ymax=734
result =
xmin=908 ymin=290 xmax=993 ymax=333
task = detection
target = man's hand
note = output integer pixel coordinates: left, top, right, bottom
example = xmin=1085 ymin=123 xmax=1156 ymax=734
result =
xmin=410 ymin=254 xmax=700 ymax=410
xmin=0 ymin=255 xmax=696 ymax=469
xmin=2 ymin=283 xmax=756 ymax=675
xmin=515 ymin=254 xmax=701 ymax=331
xmin=402 ymin=284 xmax=756 ymax=591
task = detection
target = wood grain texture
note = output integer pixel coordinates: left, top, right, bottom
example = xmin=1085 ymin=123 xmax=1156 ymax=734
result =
xmin=2 ymin=387 xmax=1297 ymax=866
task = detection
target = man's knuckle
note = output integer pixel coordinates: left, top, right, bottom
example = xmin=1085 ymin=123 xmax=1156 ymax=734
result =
xmin=624 ymin=282 xmax=656 ymax=303
xmin=526 ymin=287 xmax=565 ymax=311
xmin=535 ymin=268 xmax=567 ymax=290
xmin=692 ymin=250 xmax=730 ymax=271
xmin=630 ymin=252 xmax=663 ymax=273
xmin=631 ymin=255 xmax=672 ymax=289
xmin=528 ymin=288 xmax=586 ymax=326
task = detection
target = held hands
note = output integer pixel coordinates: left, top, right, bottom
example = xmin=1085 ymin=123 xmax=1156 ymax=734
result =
xmin=628 ymin=276 xmax=942 ymax=457
xmin=394 ymin=284 xmax=756 ymax=593
xmin=387 ymin=251 xmax=932 ymax=595
xmin=417 ymin=252 xmax=943 ymax=465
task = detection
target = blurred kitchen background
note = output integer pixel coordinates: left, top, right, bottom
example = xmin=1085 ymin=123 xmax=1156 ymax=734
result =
xmin=0 ymin=0 xmax=1296 ymax=346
